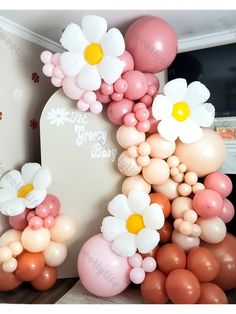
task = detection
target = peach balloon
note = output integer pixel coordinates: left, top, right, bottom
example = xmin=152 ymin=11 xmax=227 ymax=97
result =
xmin=184 ymin=210 xmax=198 ymax=224
xmin=197 ymin=217 xmax=226 ymax=244
xmin=172 ymin=230 xmax=200 ymax=252
xmin=21 ymin=227 xmax=51 ymax=253
xmin=142 ymin=158 xmax=170 ymax=185
xmin=146 ymin=134 xmax=176 ymax=159
xmin=172 ymin=173 xmax=184 ymax=183
xmin=0 ymin=229 xmax=21 ymax=247
xmin=178 ymin=183 xmax=192 ymax=197
xmin=118 ymin=151 xmax=142 ymax=176
xmin=192 ymin=183 xmax=205 ymax=194
xmin=50 ymin=214 xmax=76 ymax=243
xmin=167 ymin=155 xmax=179 ymax=168
xmin=43 ymin=241 xmax=67 ymax=267
xmin=184 ymin=172 xmax=198 ymax=186
xmin=122 ymin=175 xmax=151 ymax=196
xmin=2 ymin=257 xmax=17 ymax=273
xmin=171 ymin=197 xmax=193 ymax=219
xmin=174 ymin=128 xmax=226 ymax=177
xmin=153 ymin=178 xmax=179 ymax=201
xmin=116 ymin=126 xmax=145 ymax=149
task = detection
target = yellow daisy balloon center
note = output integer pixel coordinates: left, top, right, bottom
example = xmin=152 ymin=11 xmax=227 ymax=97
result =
xmin=84 ymin=43 xmax=104 ymax=65
xmin=126 ymin=214 xmax=145 ymax=234
xmin=17 ymin=183 xmax=34 ymax=198
xmin=172 ymin=101 xmax=191 ymax=122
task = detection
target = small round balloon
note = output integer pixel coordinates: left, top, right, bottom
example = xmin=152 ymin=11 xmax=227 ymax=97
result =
xmin=204 ymin=172 xmax=232 ymax=198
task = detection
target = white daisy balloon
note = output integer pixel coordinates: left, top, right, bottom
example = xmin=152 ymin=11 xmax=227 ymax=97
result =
xmin=101 ymin=191 xmax=165 ymax=257
xmin=0 ymin=163 xmax=51 ymax=216
xmin=152 ymin=78 xmax=215 ymax=144
xmin=60 ymin=15 xmax=125 ymax=91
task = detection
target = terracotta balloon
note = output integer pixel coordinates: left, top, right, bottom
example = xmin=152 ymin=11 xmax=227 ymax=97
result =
xmin=197 ymin=217 xmax=226 ymax=244
xmin=153 ymin=179 xmax=179 ymax=201
xmin=0 ymin=267 xmax=22 ymax=291
xmin=146 ymin=134 xmax=176 ymax=159
xmin=197 ymin=283 xmax=228 ymax=304
xmin=116 ymin=125 xmax=145 ymax=149
xmin=118 ymin=151 xmax=142 ymax=176
xmin=50 ymin=214 xmax=76 ymax=243
xmin=171 ymin=197 xmax=193 ymax=219
xmin=201 ymin=233 xmax=236 ymax=290
xmin=31 ymin=265 xmax=57 ymax=291
xmin=156 ymin=243 xmax=186 ymax=274
xmin=0 ymin=229 xmax=21 ymax=247
xmin=15 ymin=251 xmax=45 ymax=281
xmin=122 ymin=175 xmax=151 ymax=196
xmin=43 ymin=241 xmax=67 ymax=267
xmin=21 ymin=227 xmax=51 ymax=252
xmin=174 ymin=128 xmax=226 ymax=177
xmin=141 ymin=270 xmax=169 ymax=304
xmin=159 ymin=220 xmax=173 ymax=244
xmin=186 ymin=247 xmax=220 ymax=282
xmin=172 ymin=230 xmax=200 ymax=252
xmin=149 ymin=193 xmax=171 ymax=218
xmin=166 ymin=269 xmax=201 ymax=304
xmin=143 ymin=158 xmax=170 ymax=185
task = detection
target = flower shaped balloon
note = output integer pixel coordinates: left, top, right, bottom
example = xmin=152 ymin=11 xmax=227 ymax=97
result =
xmin=0 ymin=163 xmax=51 ymax=216
xmin=152 ymin=78 xmax=215 ymax=143
xmin=101 ymin=191 xmax=165 ymax=257
xmin=60 ymin=15 xmax=125 ymax=91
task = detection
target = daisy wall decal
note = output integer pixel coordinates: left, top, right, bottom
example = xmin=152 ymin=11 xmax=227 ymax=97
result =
xmin=47 ymin=108 xmax=69 ymax=126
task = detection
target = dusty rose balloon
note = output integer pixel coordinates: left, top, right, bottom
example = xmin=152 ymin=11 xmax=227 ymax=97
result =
xmin=9 ymin=209 xmax=30 ymax=231
xmin=0 ymin=229 xmax=21 ymax=247
xmin=43 ymin=241 xmax=67 ymax=267
xmin=123 ymin=70 xmax=148 ymax=100
xmin=197 ymin=217 xmax=226 ymax=244
xmin=219 ymin=198 xmax=235 ymax=223
xmin=172 ymin=230 xmax=200 ymax=252
xmin=62 ymin=77 xmax=84 ymax=100
xmin=50 ymin=214 xmax=76 ymax=243
xmin=21 ymin=227 xmax=51 ymax=253
xmin=118 ymin=50 xmax=134 ymax=73
xmin=174 ymin=129 xmax=226 ymax=177
xmin=204 ymin=172 xmax=233 ymax=198
xmin=122 ymin=175 xmax=151 ymax=196
xmin=116 ymin=125 xmax=146 ymax=149
xmin=153 ymin=178 xmax=179 ymax=201
xmin=118 ymin=151 xmax=142 ymax=176
xmin=107 ymin=99 xmax=134 ymax=125
xmin=146 ymin=134 xmax=176 ymax=159
xmin=142 ymin=158 xmax=170 ymax=185
xmin=193 ymin=189 xmax=223 ymax=218
xmin=171 ymin=197 xmax=193 ymax=219
xmin=197 ymin=283 xmax=228 ymax=304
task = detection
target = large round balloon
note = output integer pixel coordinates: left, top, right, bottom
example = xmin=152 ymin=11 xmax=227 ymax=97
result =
xmin=77 ymin=234 xmax=131 ymax=297
xmin=15 ymin=251 xmax=45 ymax=281
xmin=125 ymin=16 xmax=177 ymax=73
xmin=31 ymin=265 xmax=57 ymax=291
xmin=197 ymin=283 xmax=228 ymax=304
xmin=174 ymin=128 xmax=226 ymax=177
xmin=201 ymin=233 xmax=236 ymax=290
xmin=0 ymin=267 xmax=22 ymax=291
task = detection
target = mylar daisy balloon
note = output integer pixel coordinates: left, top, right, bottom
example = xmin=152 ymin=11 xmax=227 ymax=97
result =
xmin=0 ymin=163 xmax=51 ymax=216
xmin=101 ymin=191 xmax=165 ymax=257
xmin=60 ymin=15 xmax=125 ymax=91
xmin=152 ymin=78 xmax=215 ymax=143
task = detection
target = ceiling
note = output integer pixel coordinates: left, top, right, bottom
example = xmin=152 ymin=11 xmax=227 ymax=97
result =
xmin=0 ymin=10 xmax=236 ymax=43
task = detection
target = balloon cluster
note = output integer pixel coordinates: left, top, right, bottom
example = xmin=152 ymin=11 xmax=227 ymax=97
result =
xmin=0 ymin=163 xmax=76 ymax=292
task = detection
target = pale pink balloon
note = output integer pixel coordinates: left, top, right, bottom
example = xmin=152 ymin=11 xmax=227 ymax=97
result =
xmin=83 ymin=91 xmax=97 ymax=104
xmin=40 ymin=51 xmax=52 ymax=64
xmin=122 ymin=175 xmax=151 ymax=196
xmin=50 ymin=214 xmax=76 ymax=243
xmin=9 ymin=208 xmax=30 ymax=231
xmin=118 ymin=151 xmax=142 ymax=176
xmin=193 ymin=189 xmax=223 ymax=218
xmin=130 ymin=267 xmax=145 ymax=284
xmin=43 ymin=241 xmax=67 ymax=267
xmin=107 ymin=99 xmax=134 ymax=125
xmin=153 ymin=178 xmax=179 ymax=201
xmin=42 ymin=63 xmax=54 ymax=77
xmin=118 ymin=50 xmax=134 ymax=73
xmin=53 ymin=66 xmax=65 ymax=79
xmin=77 ymin=99 xmax=90 ymax=112
xmin=146 ymin=133 xmax=176 ymax=159
xmin=77 ymin=234 xmax=131 ymax=297
xmin=219 ymin=198 xmax=235 ymax=223
xmin=52 ymin=52 xmax=61 ymax=66
xmin=123 ymin=70 xmax=148 ymax=100
xmin=171 ymin=197 xmax=193 ymax=219
xmin=204 ymin=172 xmax=233 ymax=198
xmin=172 ymin=230 xmax=200 ymax=252
xmin=62 ymin=77 xmax=84 ymax=100
xmin=142 ymin=158 xmax=170 ymax=185
xmin=128 ymin=253 xmax=142 ymax=268
xmin=0 ymin=229 xmax=21 ymax=247
xmin=116 ymin=125 xmax=145 ymax=149
xmin=142 ymin=257 xmax=157 ymax=272
xmin=51 ymin=77 xmax=63 ymax=87
xmin=90 ymin=101 xmax=103 ymax=114
xmin=21 ymin=227 xmax=50 ymax=253
xmin=197 ymin=217 xmax=226 ymax=244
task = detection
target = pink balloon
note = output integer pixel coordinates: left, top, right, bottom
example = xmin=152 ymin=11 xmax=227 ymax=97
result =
xmin=9 ymin=209 xmax=31 ymax=231
xmin=95 ymin=90 xmax=111 ymax=104
xmin=35 ymin=204 xmax=49 ymax=218
xmin=137 ymin=120 xmax=150 ymax=132
xmin=40 ymin=51 xmax=53 ymax=64
xmin=130 ymin=267 xmax=145 ymax=284
xmin=204 ymin=172 xmax=233 ymax=198
xmin=43 ymin=215 xmax=55 ymax=228
xmin=62 ymin=77 xmax=84 ymax=100
xmin=140 ymin=95 xmax=153 ymax=107
xmin=123 ymin=70 xmax=148 ymax=100
xmin=114 ymin=79 xmax=128 ymax=93
xmin=77 ymin=99 xmax=90 ymax=112
xmin=42 ymin=63 xmax=54 ymax=77
xmin=147 ymin=85 xmax=158 ymax=97
xmin=125 ymin=16 xmax=177 ymax=73
xmin=90 ymin=101 xmax=103 ymax=115
xmin=144 ymin=73 xmax=160 ymax=88
xmin=52 ymin=53 xmax=62 ymax=66
xmin=53 ymin=66 xmax=65 ymax=79
xmin=128 ymin=253 xmax=142 ymax=268
xmin=77 ymin=234 xmax=131 ymax=297
xmin=219 ymin=198 xmax=235 ymax=223
xmin=142 ymin=257 xmax=157 ymax=272
xmin=83 ymin=91 xmax=97 ymax=105
xmin=136 ymin=108 xmax=149 ymax=122
xmin=28 ymin=216 xmax=43 ymax=230
xmin=147 ymin=107 xmax=159 ymax=134
xmin=118 ymin=50 xmax=134 ymax=73
xmin=107 ymin=99 xmax=134 ymax=125
xmin=51 ymin=77 xmax=63 ymax=87
xmin=193 ymin=189 xmax=223 ymax=218
xmin=124 ymin=112 xmax=137 ymax=127
xmin=101 ymin=82 xmax=114 ymax=95
xmin=111 ymin=92 xmax=123 ymax=102
xmin=27 ymin=211 xmax=35 ymax=222
xmin=42 ymin=195 xmax=61 ymax=218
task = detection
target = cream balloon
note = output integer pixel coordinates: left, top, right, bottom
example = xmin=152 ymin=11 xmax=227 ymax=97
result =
xmin=146 ymin=133 xmax=176 ymax=159
xmin=0 ymin=247 xmax=12 ymax=263
xmin=50 ymin=214 xmax=76 ymax=243
xmin=174 ymin=128 xmax=226 ymax=177
xmin=118 ymin=151 xmax=142 ymax=176
xmin=197 ymin=217 xmax=226 ymax=244
xmin=172 ymin=230 xmax=200 ymax=252
xmin=0 ymin=229 xmax=21 ymax=247
xmin=43 ymin=241 xmax=67 ymax=267
xmin=2 ymin=257 xmax=17 ymax=273
xmin=122 ymin=175 xmax=151 ymax=196
xmin=171 ymin=197 xmax=193 ymax=219
xmin=116 ymin=126 xmax=146 ymax=149
xmin=21 ymin=227 xmax=50 ymax=253
xmin=142 ymin=158 xmax=170 ymax=185
xmin=153 ymin=178 xmax=179 ymax=201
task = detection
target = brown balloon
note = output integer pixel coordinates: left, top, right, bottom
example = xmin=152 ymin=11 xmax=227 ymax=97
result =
xmin=0 ymin=267 xmax=22 ymax=292
xmin=141 ymin=245 xmax=159 ymax=259
xmin=15 ymin=251 xmax=45 ymax=281
xmin=201 ymin=233 xmax=236 ymax=290
xmin=197 ymin=283 xmax=228 ymax=304
xmin=149 ymin=192 xmax=171 ymax=218
xmin=166 ymin=269 xmax=201 ymax=304
xmin=141 ymin=270 xmax=169 ymax=304
xmin=156 ymin=243 xmax=186 ymax=274
xmin=159 ymin=220 xmax=173 ymax=244
xmin=187 ymin=247 xmax=220 ymax=282
xmin=31 ymin=265 xmax=57 ymax=291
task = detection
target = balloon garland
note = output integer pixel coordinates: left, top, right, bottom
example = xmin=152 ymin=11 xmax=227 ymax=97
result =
xmin=0 ymin=14 xmax=235 ymax=304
